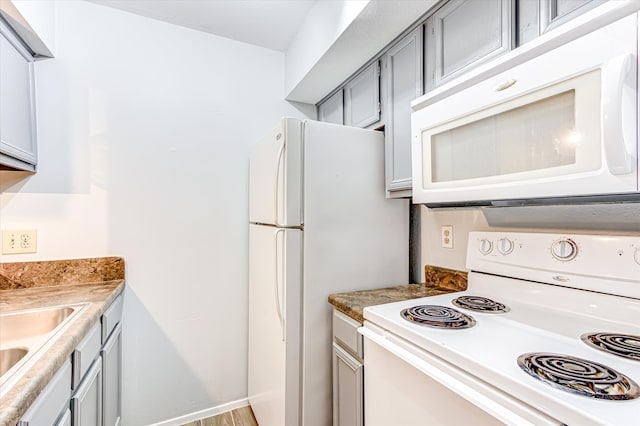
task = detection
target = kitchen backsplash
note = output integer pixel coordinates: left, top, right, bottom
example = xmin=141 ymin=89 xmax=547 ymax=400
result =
xmin=0 ymin=257 xmax=124 ymax=290
xmin=424 ymin=265 xmax=467 ymax=292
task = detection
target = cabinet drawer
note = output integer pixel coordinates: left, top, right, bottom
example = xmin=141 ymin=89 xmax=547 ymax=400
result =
xmin=332 ymin=310 xmax=363 ymax=359
xmin=102 ymin=295 xmax=123 ymax=343
xmin=72 ymin=322 xmax=101 ymax=390
xmin=17 ymin=361 xmax=72 ymax=426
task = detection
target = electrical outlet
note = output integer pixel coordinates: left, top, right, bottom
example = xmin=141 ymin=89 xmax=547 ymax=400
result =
xmin=441 ymin=226 xmax=453 ymax=249
xmin=2 ymin=229 xmax=37 ymax=254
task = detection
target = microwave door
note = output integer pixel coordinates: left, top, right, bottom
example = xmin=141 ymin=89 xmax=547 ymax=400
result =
xmin=411 ymin=15 xmax=639 ymax=206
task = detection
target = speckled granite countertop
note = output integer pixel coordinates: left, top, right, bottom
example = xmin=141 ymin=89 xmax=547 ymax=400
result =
xmin=328 ymin=266 xmax=467 ymax=323
xmin=0 ymin=257 xmax=125 ymax=426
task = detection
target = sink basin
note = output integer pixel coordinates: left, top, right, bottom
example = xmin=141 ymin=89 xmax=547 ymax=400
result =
xmin=0 ymin=303 xmax=89 ymax=397
xmin=0 ymin=307 xmax=75 ymax=342
xmin=0 ymin=348 xmax=28 ymax=376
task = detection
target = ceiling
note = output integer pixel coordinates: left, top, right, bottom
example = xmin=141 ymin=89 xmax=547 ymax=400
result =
xmin=88 ymin=0 xmax=317 ymax=52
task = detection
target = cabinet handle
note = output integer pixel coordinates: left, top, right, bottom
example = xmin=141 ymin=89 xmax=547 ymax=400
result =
xmin=72 ymin=349 xmax=81 ymax=390
xmin=493 ymin=79 xmax=517 ymax=91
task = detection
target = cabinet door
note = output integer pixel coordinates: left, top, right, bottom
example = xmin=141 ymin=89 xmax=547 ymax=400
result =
xmin=71 ymin=358 xmax=102 ymax=426
xmin=425 ymin=0 xmax=513 ymax=91
xmin=344 ymin=61 xmax=380 ymax=128
xmin=0 ymin=19 xmax=37 ymax=169
xmin=519 ymin=0 xmax=603 ymax=45
xmin=540 ymin=0 xmax=603 ymax=33
xmin=318 ymin=91 xmax=344 ymax=125
xmin=332 ymin=343 xmax=363 ymax=426
xmin=56 ymin=409 xmax=72 ymax=426
xmin=101 ymin=323 xmax=122 ymax=426
xmin=384 ymin=27 xmax=423 ymax=195
xmin=17 ymin=362 xmax=72 ymax=426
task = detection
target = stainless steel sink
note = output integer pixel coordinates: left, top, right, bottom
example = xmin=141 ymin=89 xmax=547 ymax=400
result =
xmin=0 ymin=348 xmax=28 ymax=376
xmin=0 ymin=303 xmax=89 ymax=397
xmin=0 ymin=307 xmax=75 ymax=342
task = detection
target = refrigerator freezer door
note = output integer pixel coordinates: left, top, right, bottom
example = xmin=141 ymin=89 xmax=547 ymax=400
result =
xmin=248 ymin=224 xmax=301 ymax=426
xmin=249 ymin=118 xmax=302 ymax=227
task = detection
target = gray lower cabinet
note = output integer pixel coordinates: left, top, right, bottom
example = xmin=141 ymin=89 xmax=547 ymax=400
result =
xmin=71 ymin=322 xmax=102 ymax=426
xmin=71 ymin=294 xmax=123 ymax=426
xmin=383 ymin=26 xmax=423 ymax=196
xmin=344 ymin=61 xmax=380 ymax=128
xmin=332 ymin=310 xmax=364 ymax=426
xmin=332 ymin=344 xmax=363 ymax=426
xmin=101 ymin=323 xmax=122 ymax=426
xmin=18 ymin=294 xmax=123 ymax=426
xmin=71 ymin=359 xmax=102 ymax=426
xmin=318 ymin=90 xmax=344 ymax=125
xmin=0 ymin=17 xmax=37 ymax=171
xmin=56 ymin=409 xmax=72 ymax=426
xmin=425 ymin=0 xmax=513 ymax=91
xmin=17 ymin=362 xmax=72 ymax=426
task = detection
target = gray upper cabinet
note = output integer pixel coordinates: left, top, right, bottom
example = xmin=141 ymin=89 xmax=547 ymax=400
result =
xmin=384 ymin=27 xmax=423 ymax=195
xmin=344 ymin=61 xmax=380 ymax=128
xmin=541 ymin=0 xmax=603 ymax=32
xmin=0 ymin=18 xmax=37 ymax=171
xmin=318 ymin=90 xmax=344 ymax=125
xmin=425 ymin=0 xmax=513 ymax=91
xmin=519 ymin=0 xmax=604 ymax=45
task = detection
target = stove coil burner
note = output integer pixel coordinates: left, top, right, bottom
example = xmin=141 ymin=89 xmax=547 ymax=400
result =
xmin=451 ymin=296 xmax=510 ymax=313
xmin=517 ymin=352 xmax=640 ymax=400
xmin=401 ymin=305 xmax=476 ymax=329
xmin=581 ymin=333 xmax=640 ymax=361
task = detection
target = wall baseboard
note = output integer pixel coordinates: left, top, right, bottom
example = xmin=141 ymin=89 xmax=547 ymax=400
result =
xmin=149 ymin=398 xmax=250 ymax=425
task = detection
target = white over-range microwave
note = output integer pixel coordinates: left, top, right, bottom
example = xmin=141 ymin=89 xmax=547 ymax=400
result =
xmin=411 ymin=13 xmax=639 ymax=207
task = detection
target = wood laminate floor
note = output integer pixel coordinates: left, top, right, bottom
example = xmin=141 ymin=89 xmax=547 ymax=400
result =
xmin=181 ymin=405 xmax=258 ymax=426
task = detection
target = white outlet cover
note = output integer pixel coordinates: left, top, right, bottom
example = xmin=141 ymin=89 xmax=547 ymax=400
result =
xmin=2 ymin=229 xmax=37 ymax=254
xmin=441 ymin=225 xmax=453 ymax=249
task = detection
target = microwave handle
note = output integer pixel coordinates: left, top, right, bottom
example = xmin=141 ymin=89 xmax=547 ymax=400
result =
xmin=602 ymin=53 xmax=636 ymax=175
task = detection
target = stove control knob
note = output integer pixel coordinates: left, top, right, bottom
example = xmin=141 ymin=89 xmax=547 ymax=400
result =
xmin=479 ymin=239 xmax=493 ymax=255
xmin=497 ymin=238 xmax=514 ymax=255
xmin=551 ymin=239 xmax=578 ymax=261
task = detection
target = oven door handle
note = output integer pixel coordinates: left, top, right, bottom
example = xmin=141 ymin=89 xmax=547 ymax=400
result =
xmin=360 ymin=326 xmax=559 ymax=426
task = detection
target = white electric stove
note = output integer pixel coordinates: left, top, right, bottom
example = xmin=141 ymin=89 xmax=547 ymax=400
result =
xmin=361 ymin=232 xmax=640 ymax=426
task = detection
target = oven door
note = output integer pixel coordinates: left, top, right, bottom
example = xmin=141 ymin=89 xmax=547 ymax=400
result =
xmin=360 ymin=322 xmax=560 ymax=426
xmin=411 ymin=14 xmax=638 ymax=206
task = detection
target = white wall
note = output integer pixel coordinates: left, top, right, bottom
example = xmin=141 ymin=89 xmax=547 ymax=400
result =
xmin=0 ymin=1 xmax=309 ymax=424
xmin=420 ymin=204 xmax=640 ymax=276
xmin=285 ymin=0 xmax=369 ymax=98
xmin=285 ymin=0 xmax=437 ymax=103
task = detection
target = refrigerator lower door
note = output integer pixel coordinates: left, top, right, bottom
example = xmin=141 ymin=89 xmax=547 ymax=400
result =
xmin=248 ymin=224 xmax=301 ymax=426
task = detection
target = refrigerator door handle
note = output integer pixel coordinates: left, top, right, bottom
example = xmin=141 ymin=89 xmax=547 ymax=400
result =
xmin=274 ymin=142 xmax=285 ymax=227
xmin=274 ymin=228 xmax=285 ymax=342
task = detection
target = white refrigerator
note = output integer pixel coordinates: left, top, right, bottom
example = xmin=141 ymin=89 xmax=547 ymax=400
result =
xmin=248 ymin=118 xmax=408 ymax=426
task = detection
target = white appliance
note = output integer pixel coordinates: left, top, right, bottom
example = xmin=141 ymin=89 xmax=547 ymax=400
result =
xmin=248 ymin=118 xmax=408 ymax=426
xmin=411 ymin=13 xmax=639 ymax=207
xmin=361 ymin=231 xmax=640 ymax=425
